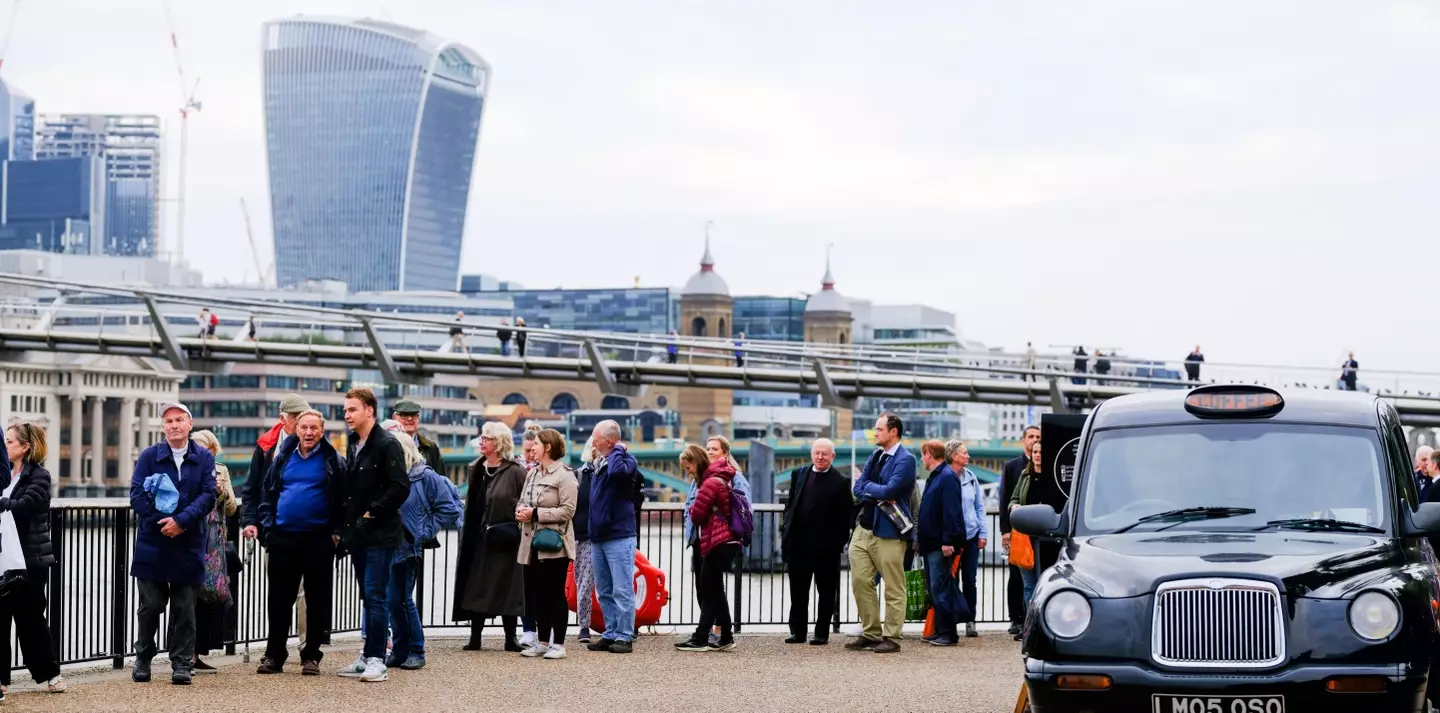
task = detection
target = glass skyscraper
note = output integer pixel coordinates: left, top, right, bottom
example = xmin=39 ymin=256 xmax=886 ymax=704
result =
xmin=0 ymin=78 xmax=34 ymax=162
xmin=262 ymin=17 xmax=489 ymax=293
xmin=34 ymin=114 xmax=162 ymax=257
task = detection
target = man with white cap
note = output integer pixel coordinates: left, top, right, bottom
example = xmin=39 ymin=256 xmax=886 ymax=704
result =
xmin=128 ymin=402 xmax=216 ymax=686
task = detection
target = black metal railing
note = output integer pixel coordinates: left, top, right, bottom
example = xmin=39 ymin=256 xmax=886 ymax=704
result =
xmin=15 ymin=502 xmax=1015 ymax=671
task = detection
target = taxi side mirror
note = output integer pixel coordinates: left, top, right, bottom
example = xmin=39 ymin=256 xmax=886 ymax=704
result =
xmin=1410 ymin=502 xmax=1440 ymax=536
xmin=1012 ymin=504 xmax=1063 ymax=537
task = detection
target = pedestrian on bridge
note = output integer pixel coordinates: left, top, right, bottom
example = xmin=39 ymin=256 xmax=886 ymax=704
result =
xmin=449 ymin=312 xmax=468 ymax=354
xmin=515 ymin=317 xmax=529 ymax=358
xmin=847 ymin=413 xmax=917 ymax=654
xmin=734 ymin=332 xmax=746 ymax=367
xmin=1072 ymin=346 xmax=1088 ymax=385
xmin=129 ymin=403 xmax=217 ymax=686
xmin=780 ymin=438 xmax=853 ymax=646
xmin=1340 ymin=352 xmax=1359 ymax=391
xmin=497 ymin=319 xmax=513 ymax=357
xmin=1184 ymin=345 xmax=1205 ymax=383
xmin=0 ymin=423 xmax=65 ymax=698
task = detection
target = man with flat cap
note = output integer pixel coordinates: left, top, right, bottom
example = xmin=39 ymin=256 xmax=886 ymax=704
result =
xmin=392 ymin=399 xmax=444 ymax=470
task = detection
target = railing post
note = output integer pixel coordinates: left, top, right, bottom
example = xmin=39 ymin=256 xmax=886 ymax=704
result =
xmin=414 ymin=550 xmax=426 ymax=622
xmin=47 ymin=508 xmax=64 ymax=659
xmin=731 ymin=557 xmax=743 ymax=634
xmin=110 ymin=509 xmax=129 ymax=669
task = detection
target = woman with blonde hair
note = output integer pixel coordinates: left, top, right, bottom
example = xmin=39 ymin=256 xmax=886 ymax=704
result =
xmin=379 ymin=421 xmax=462 ymax=669
xmin=189 ymin=429 xmax=238 ymax=674
xmin=0 ymin=423 xmax=64 ymax=698
xmin=453 ymin=421 xmax=529 ymax=651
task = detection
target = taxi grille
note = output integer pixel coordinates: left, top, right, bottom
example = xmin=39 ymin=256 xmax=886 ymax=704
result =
xmin=1151 ymin=579 xmax=1285 ymax=668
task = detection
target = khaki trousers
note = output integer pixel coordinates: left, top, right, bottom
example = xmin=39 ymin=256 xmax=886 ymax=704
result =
xmin=848 ymin=526 xmax=907 ymax=643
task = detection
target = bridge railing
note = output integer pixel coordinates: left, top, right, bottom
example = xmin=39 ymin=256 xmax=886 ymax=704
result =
xmin=19 ymin=501 xmax=1012 ymax=672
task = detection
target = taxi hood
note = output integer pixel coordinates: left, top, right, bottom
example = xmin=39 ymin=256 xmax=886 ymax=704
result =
xmin=1051 ymin=531 xmax=1401 ymax=599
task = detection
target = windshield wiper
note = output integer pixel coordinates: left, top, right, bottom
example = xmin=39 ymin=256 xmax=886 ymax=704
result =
xmin=1110 ymin=506 xmax=1257 ymax=534
xmin=1253 ymin=518 xmax=1384 ymax=534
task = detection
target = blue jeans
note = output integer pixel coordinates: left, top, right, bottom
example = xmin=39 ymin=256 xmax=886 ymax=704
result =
xmin=352 ymin=547 xmax=396 ymax=660
xmin=1019 ymin=562 xmax=1041 ymax=612
xmin=591 ymin=538 xmax=636 ymax=642
xmin=959 ymin=538 xmax=980 ymax=624
xmin=387 ymin=558 xmax=423 ymax=658
xmin=924 ymin=551 xmax=959 ymax=640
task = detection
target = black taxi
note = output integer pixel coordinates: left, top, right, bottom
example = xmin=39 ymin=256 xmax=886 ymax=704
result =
xmin=1012 ymin=385 xmax=1440 ymax=713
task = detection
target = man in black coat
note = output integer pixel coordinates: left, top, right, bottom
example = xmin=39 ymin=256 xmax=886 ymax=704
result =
xmin=1000 ymin=425 xmax=1040 ymax=636
xmin=336 ymin=387 xmax=409 ymax=682
xmin=781 ymin=438 xmax=855 ymax=646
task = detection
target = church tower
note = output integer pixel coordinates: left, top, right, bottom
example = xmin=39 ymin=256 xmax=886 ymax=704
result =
xmin=804 ymin=250 xmax=854 ymax=436
xmin=676 ymin=235 xmax=734 ymax=441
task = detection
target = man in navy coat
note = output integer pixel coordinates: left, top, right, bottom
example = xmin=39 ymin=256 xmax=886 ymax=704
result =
xmin=128 ymin=403 xmax=216 ymax=686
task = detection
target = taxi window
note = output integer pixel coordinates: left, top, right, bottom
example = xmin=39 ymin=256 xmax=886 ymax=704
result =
xmin=1077 ymin=423 xmax=1388 ymax=535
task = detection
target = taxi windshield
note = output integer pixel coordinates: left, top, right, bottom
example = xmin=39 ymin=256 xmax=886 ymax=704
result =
xmin=1076 ymin=423 xmax=1389 ymax=535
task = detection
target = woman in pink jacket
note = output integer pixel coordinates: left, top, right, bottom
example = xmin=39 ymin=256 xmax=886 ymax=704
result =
xmin=676 ymin=455 xmax=739 ymax=652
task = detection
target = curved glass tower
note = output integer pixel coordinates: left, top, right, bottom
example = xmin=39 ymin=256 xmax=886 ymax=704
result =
xmin=262 ymin=17 xmax=489 ymax=292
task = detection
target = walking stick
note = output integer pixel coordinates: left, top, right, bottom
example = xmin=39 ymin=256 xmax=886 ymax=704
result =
xmin=243 ymin=538 xmax=256 ymax=663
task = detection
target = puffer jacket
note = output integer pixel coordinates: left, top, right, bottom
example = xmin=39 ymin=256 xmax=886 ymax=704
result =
xmin=0 ymin=461 xmax=55 ymax=570
xmin=689 ymin=460 xmax=737 ymax=556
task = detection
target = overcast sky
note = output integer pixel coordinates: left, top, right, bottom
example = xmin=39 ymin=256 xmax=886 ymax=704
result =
xmin=7 ymin=1 xmax=1440 ymax=372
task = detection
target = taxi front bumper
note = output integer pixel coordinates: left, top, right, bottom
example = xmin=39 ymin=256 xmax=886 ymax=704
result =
xmin=1024 ymin=658 xmax=1428 ymax=713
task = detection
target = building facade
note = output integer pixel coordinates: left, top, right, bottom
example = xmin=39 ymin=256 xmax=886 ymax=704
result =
xmin=34 ymin=114 xmax=162 ymax=257
xmin=0 ymin=156 xmax=105 ymax=254
xmin=0 ymin=79 xmax=34 ymax=162
xmin=263 ymin=16 xmax=490 ymax=293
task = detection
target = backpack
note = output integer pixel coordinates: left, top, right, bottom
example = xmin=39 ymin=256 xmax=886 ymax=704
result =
xmin=727 ymin=481 xmax=754 ymax=546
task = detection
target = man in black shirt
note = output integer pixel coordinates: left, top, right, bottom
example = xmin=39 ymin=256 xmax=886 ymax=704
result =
xmin=781 ymin=439 xmax=855 ymax=645
xmin=1000 ymin=425 xmax=1040 ymax=636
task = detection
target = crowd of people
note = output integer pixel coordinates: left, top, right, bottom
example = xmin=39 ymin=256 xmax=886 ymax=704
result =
xmin=0 ymin=400 xmax=1027 ymax=698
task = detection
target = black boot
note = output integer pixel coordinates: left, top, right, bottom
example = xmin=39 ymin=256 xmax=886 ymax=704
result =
xmin=463 ymin=621 xmax=484 ymax=651
xmin=502 ymin=616 xmax=522 ymax=652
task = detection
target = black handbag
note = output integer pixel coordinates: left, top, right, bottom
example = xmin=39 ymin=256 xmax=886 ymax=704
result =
xmin=486 ymin=522 xmax=521 ymax=548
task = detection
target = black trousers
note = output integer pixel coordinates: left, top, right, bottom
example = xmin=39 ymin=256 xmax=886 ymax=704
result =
xmin=693 ymin=544 xmax=737 ymax=641
xmin=0 ymin=573 xmax=59 ymax=685
xmin=1007 ymin=563 xmax=1024 ymax=624
xmin=787 ymin=551 xmax=841 ymax=639
xmin=524 ymin=557 xmax=571 ymax=646
xmin=264 ymin=530 xmax=335 ymax=664
xmin=136 ymin=580 xmax=198 ymax=670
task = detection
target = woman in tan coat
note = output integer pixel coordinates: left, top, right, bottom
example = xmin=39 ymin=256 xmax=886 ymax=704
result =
xmin=190 ymin=430 xmax=238 ymax=673
xmin=515 ymin=429 xmax=577 ymax=659
xmin=453 ymin=422 xmax=529 ymax=651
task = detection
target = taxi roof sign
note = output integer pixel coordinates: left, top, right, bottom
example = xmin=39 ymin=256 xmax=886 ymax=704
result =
xmin=1184 ymin=385 xmax=1284 ymax=418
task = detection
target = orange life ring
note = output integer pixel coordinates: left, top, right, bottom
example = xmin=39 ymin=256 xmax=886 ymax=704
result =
xmin=566 ymin=549 xmax=670 ymax=631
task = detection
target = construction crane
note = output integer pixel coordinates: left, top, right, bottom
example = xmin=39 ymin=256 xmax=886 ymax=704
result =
xmin=0 ymin=1 xmax=21 ymax=73
xmin=239 ymin=198 xmax=272 ymax=286
xmin=162 ymin=0 xmax=201 ymax=266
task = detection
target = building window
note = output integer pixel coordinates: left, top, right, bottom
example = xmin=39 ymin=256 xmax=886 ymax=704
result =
xmin=268 ymin=376 xmax=300 ymax=390
xmin=691 ymin=316 xmax=706 ymax=337
xmin=656 ymin=395 xmax=668 ymax=408
xmin=549 ymin=393 xmax=579 ymax=415
xmin=210 ymin=401 xmax=260 ymax=418
xmin=601 ymin=395 xmax=629 ymax=410
xmin=212 ymin=375 xmax=261 ymax=390
xmin=501 ymin=392 xmax=529 ymax=406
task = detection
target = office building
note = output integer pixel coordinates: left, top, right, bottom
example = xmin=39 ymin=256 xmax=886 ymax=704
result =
xmin=34 ymin=114 xmax=162 ymax=257
xmin=262 ymin=16 xmax=490 ymax=292
xmin=732 ymin=296 xmax=807 ymax=342
xmin=0 ymin=156 xmax=105 ymax=254
xmin=0 ymin=78 xmax=34 ymax=162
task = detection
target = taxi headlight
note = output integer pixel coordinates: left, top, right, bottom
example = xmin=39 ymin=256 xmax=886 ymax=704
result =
xmin=1348 ymin=591 xmax=1400 ymax=641
xmin=1043 ymin=590 xmax=1091 ymax=639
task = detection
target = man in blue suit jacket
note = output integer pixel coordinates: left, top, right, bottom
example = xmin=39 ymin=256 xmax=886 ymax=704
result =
xmin=846 ymin=413 xmax=916 ymax=654
xmin=128 ymin=403 xmax=217 ymax=686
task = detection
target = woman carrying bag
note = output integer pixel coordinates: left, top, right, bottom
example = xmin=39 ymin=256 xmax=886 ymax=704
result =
xmin=453 ymin=422 xmax=528 ymax=651
xmin=191 ymin=430 xmax=239 ymax=674
xmin=0 ymin=423 xmax=65 ymax=700
xmin=515 ymin=429 xmax=577 ymax=660
xmin=1008 ymin=440 xmax=1044 ymax=640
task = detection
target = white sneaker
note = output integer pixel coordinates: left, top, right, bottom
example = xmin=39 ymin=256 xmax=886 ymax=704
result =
xmin=358 ymin=657 xmax=388 ymax=683
xmin=337 ymin=655 xmax=367 ymax=677
xmin=519 ymin=631 xmax=538 ymax=648
xmin=45 ymin=676 xmax=66 ymax=693
xmin=520 ymin=643 xmax=550 ymax=658
xmin=543 ymin=644 xmax=566 ymax=660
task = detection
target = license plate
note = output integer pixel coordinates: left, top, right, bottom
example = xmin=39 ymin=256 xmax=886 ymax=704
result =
xmin=1151 ymin=695 xmax=1284 ymax=713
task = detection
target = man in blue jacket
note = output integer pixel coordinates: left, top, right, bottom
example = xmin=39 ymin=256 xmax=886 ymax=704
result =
xmin=254 ymin=409 xmax=345 ymax=677
xmin=846 ymin=413 xmax=916 ymax=654
xmin=128 ymin=403 xmax=217 ymax=686
xmin=586 ymin=419 xmax=641 ymax=654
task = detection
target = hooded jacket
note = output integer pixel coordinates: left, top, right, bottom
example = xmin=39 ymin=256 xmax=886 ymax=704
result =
xmin=397 ymin=461 xmax=464 ymax=563
xmin=690 ymin=460 xmax=738 ymax=556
